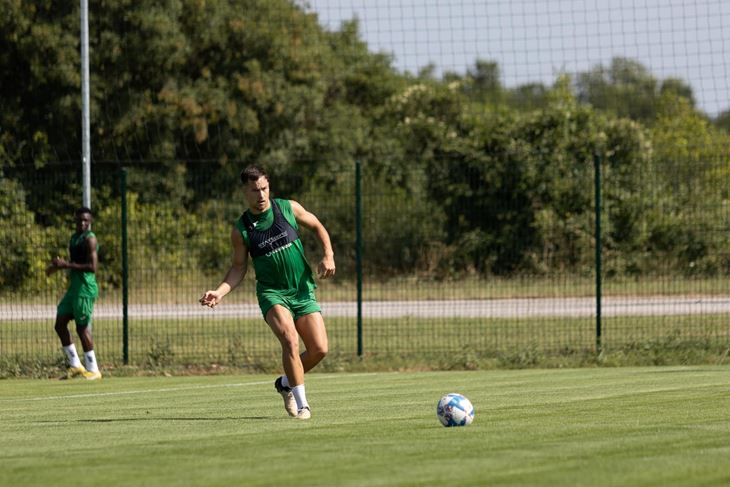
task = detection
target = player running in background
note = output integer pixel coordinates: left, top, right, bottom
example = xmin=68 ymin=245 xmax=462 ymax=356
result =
xmin=199 ymin=165 xmax=335 ymax=420
xmin=46 ymin=207 xmax=102 ymax=380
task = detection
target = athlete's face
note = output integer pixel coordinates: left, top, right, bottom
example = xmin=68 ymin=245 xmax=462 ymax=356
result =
xmin=243 ymin=176 xmax=270 ymax=214
xmin=74 ymin=212 xmax=92 ymax=233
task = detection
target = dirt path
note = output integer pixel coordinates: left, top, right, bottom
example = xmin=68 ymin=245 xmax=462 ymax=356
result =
xmin=3 ymin=296 xmax=730 ymax=320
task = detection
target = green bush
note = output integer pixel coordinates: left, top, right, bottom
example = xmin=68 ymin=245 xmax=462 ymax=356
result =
xmin=0 ymin=178 xmax=65 ymax=292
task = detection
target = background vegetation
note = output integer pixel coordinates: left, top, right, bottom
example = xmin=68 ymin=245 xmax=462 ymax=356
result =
xmin=2 ymin=0 xmax=730 ymax=294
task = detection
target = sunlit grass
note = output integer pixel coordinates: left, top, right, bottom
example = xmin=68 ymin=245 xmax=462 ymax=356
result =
xmin=2 ymin=368 xmax=730 ymax=486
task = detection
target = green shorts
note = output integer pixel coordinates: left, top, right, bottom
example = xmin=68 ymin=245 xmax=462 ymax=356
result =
xmin=257 ymin=289 xmax=321 ymax=321
xmin=57 ymin=293 xmax=96 ymax=327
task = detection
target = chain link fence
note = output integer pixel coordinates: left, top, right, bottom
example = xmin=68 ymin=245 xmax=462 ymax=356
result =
xmin=1 ymin=1 xmax=729 ymax=370
xmin=1 ymin=157 xmax=729 ymax=368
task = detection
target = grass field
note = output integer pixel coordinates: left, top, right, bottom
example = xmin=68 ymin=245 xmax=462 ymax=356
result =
xmin=2 ymin=367 xmax=729 ymax=486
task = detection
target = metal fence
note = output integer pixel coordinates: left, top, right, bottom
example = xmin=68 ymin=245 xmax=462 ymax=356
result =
xmin=1 ymin=1 xmax=730 ymax=369
xmin=1 ymin=157 xmax=729 ymax=368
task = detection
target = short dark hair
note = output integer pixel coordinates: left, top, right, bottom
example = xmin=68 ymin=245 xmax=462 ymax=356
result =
xmin=75 ymin=206 xmax=93 ymax=218
xmin=240 ymin=165 xmax=268 ymax=185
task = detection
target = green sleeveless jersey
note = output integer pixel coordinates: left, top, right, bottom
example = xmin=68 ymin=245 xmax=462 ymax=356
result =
xmin=235 ymin=198 xmax=316 ymax=295
xmin=68 ymin=230 xmax=98 ymax=298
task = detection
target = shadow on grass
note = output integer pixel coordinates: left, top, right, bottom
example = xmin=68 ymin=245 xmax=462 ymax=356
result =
xmin=33 ymin=416 xmax=269 ymax=423
xmin=648 ymin=367 xmax=728 ymax=373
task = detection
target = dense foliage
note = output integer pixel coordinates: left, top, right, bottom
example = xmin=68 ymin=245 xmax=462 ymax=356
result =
xmin=1 ymin=0 xmax=729 ymax=292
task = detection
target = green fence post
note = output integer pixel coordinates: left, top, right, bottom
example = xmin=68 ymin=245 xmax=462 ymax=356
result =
xmin=594 ymin=153 xmax=602 ymax=355
xmin=355 ymin=160 xmax=363 ymax=357
xmin=120 ymin=167 xmax=129 ymax=365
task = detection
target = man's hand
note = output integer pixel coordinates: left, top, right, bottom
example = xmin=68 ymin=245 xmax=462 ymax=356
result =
xmin=45 ymin=256 xmax=66 ymax=276
xmin=317 ymin=254 xmax=336 ymax=279
xmin=199 ymin=290 xmax=223 ymax=308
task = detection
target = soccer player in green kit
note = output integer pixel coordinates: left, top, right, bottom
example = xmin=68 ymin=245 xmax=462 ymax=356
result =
xmin=46 ymin=207 xmax=102 ymax=380
xmin=200 ymin=166 xmax=335 ymax=420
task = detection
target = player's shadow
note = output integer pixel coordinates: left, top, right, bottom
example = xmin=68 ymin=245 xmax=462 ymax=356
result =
xmin=80 ymin=416 xmax=270 ymax=422
xmin=650 ymin=367 xmax=727 ymax=373
xmin=35 ymin=416 xmax=269 ymax=423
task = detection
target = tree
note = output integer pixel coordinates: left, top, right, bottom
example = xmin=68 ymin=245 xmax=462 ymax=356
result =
xmin=0 ymin=1 xmax=80 ymax=167
xmin=463 ymin=59 xmax=503 ymax=104
xmin=575 ymin=57 xmax=696 ymax=122
xmin=646 ymin=93 xmax=730 ymax=274
xmin=507 ymin=82 xmax=550 ymax=111
xmin=714 ymin=109 xmax=730 ymax=133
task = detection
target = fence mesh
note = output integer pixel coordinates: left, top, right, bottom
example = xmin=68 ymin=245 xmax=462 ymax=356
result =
xmin=2 ymin=157 xmax=729 ymax=367
xmin=1 ymin=0 xmax=729 ymax=369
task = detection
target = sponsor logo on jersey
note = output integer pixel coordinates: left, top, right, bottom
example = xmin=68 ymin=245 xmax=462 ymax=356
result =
xmin=258 ymin=231 xmax=288 ymax=249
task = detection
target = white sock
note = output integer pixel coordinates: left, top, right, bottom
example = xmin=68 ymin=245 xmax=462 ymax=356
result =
xmin=84 ymin=350 xmax=99 ymax=372
xmin=291 ymin=384 xmax=309 ymax=410
xmin=280 ymin=375 xmax=290 ymax=388
xmin=63 ymin=344 xmax=83 ymax=368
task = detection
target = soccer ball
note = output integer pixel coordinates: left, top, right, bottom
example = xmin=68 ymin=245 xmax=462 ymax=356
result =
xmin=436 ymin=393 xmax=474 ymax=427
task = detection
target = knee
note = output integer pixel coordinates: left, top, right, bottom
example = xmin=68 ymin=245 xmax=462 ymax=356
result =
xmin=311 ymin=343 xmax=328 ymax=362
xmin=315 ymin=348 xmax=328 ymax=362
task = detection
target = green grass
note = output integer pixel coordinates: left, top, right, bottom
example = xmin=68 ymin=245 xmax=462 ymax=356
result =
xmin=1 ymin=367 xmax=730 ymax=486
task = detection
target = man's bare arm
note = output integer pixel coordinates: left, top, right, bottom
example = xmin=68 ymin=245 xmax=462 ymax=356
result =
xmin=291 ymin=200 xmax=335 ymax=279
xmin=200 ymin=227 xmax=248 ymax=307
